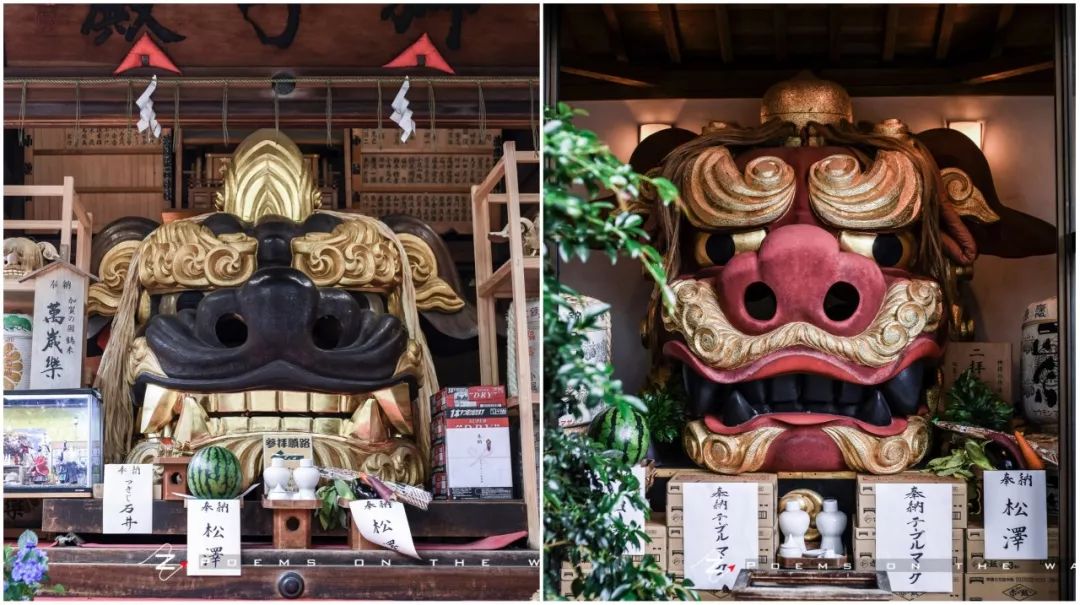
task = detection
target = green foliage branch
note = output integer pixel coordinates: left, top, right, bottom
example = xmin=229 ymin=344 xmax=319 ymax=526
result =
xmin=543 ymin=103 xmax=694 ymax=601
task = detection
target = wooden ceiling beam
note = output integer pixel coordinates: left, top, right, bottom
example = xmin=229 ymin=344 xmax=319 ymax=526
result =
xmin=659 ymin=5 xmax=682 ymax=64
xmin=559 ymin=66 xmax=654 ymax=89
xmin=962 ymin=59 xmax=1054 ymax=85
xmin=557 ymin=58 xmax=1055 ymax=100
xmin=883 ymin=6 xmax=900 ymax=62
xmin=714 ymin=6 xmax=734 ymax=64
xmin=991 ymin=4 xmax=1016 ymax=58
xmin=773 ymin=7 xmax=788 ymax=62
xmin=935 ymin=5 xmax=958 ymax=61
xmin=601 ymin=5 xmax=629 ymax=63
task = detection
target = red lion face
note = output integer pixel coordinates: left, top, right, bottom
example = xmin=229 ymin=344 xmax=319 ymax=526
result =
xmin=644 ymin=80 xmax=1053 ymax=474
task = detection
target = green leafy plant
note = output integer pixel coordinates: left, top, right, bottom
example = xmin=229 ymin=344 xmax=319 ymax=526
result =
xmin=641 ymin=378 xmax=688 ymax=445
xmin=315 ymin=479 xmax=357 ymax=531
xmin=939 ymin=368 xmax=1015 ymax=431
xmin=4 ymin=530 xmax=64 ymax=601
xmin=544 ymin=103 xmax=695 ymax=601
xmin=925 ymin=439 xmax=994 ymax=480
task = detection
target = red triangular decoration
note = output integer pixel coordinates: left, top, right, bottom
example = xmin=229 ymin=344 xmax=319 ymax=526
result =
xmin=113 ymin=32 xmax=182 ymax=75
xmin=383 ymin=33 xmax=455 ymax=75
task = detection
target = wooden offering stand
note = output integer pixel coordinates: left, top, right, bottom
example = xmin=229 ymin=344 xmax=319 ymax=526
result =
xmin=155 ymin=456 xmax=192 ymax=501
xmin=263 ymin=498 xmax=320 ymax=549
xmin=777 ymin=552 xmax=849 ymax=570
xmin=732 ymin=569 xmax=892 ymax=601
xmin=338 ymin=497 xmax=379 ymax=550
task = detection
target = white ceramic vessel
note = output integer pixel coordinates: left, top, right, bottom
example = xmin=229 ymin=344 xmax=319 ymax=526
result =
xmin=816 ymin=498 xmax=847 ymax=556
xmin=263 ymin=457 xmax=292 ymax=500
xmin=778 ymin=499 xmax=810 ymax=557
xmin=293 ymin=458 xmax=320 ymax=500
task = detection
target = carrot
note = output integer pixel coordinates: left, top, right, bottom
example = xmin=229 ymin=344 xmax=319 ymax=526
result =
xmin=1013 ymin=430 xmax=1046 ymax=470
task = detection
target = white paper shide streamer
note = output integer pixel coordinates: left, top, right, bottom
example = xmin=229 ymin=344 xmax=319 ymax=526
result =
xmin=136 ymin=75 xmax=162 ymax=139
xmin=390 ymin=77 xmax=415 ymax=143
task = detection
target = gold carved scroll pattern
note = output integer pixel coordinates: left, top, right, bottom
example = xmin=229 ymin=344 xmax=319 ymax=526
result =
xmin=663 ymin=278 xmax=942 ymax=369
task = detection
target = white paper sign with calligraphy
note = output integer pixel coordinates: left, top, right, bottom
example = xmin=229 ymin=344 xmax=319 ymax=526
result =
xmin=683 ymin=482 xmax=759 ymax=590
xmin=875 ymin=483 xmax=953 ymax=593
xmin=28 ymin=264 xmax=87 ymax=389
xmin=984 ymin=470 xmax=1048 ymax=560
xmin=350 ymin=500 xmax=419 ymax=559
xmin=614 ymin=465 xmax=647 ymax=556
xmin=187 ymin=499 xmax=241 ymax=576
xmin=102 ymin=464 xmax=153 ymax=534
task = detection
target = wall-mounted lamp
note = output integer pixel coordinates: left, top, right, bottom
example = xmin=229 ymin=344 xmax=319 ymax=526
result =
xmin=946 ymin=120 xmax=984 ymax=149
xmin=639 ymin=123 xmax=672 ymax=143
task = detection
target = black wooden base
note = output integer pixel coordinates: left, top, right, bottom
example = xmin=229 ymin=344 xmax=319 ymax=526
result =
xmin=44 ymin=546 xmax=540 ymax=600
xmin=42 ymin=498 xmax=525 ymax=538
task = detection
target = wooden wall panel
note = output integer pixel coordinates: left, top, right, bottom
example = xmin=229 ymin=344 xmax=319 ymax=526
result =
xmin=26 ymin=127 xmax=167 ymax=231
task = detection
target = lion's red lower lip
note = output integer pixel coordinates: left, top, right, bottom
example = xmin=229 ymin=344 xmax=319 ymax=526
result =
xmin=664 ymin=336 xmax=941 ymax=386
xmin=704 ymin=412 xmax=910 ymax=436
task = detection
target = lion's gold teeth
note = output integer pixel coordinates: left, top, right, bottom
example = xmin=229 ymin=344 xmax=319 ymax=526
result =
xmin=663 ymin=277 xmax=942 ymax=369
xmin=135 ymin=384 xmax=415 ymax=446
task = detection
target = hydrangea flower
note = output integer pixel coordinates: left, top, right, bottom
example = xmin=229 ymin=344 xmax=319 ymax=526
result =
xmin=9 ymin=545 xmax=46 ymax=587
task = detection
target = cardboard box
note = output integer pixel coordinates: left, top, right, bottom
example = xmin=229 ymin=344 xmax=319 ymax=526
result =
xmin=430 ymin=386 xmax=506 ymax=415
xmin=668 ymin=528 xmax=776 ymax=574
xmin=666 ymin=472 xmax=777 ymax=527
xmin=963 ymin=572 xmax=1060 ymax=601
xmin=431 ymin=407 xmax=512 ymax=500
xmin=966 ymin=526 xmax=1060 ymax=573
xmin=942 ymin=342 xmax=1012 ymax=402
xmin=890 ymin=573 xmax=963 ymax=601
xmin=856 ymin=472 xmax=968 ymax=528
xmin=854 ymin=527 xmax=964 ymax=573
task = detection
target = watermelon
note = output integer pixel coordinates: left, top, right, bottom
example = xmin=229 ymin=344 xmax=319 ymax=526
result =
xmin=588 ymin=405 xmax=650 ymax=464
xmin=187 ymin=446 xmax=244 ymax=499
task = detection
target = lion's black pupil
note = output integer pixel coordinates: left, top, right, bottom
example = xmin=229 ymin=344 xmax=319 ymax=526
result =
xmin=706 ymin=234 xmax=737 ymax=265
xmin=872 ymin=233 xmax=904 ymax=267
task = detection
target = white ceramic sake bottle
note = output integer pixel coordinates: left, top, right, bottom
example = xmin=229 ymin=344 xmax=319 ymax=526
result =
xmin=816 ymin=498 xmax=847 ymax=556
xmin=778 ymin=499 xmax=810 ymax=557
xmin=293 ymin=458 xmax=320 ymax=500
xmin=263 ymin=457 xmax=292 ymax=500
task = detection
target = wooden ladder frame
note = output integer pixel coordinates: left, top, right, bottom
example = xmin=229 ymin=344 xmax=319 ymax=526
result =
xmin=471 ymin=141 xmax=541 ymax=549
xmin=3 ymin=176 xmax=93 ymax=311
